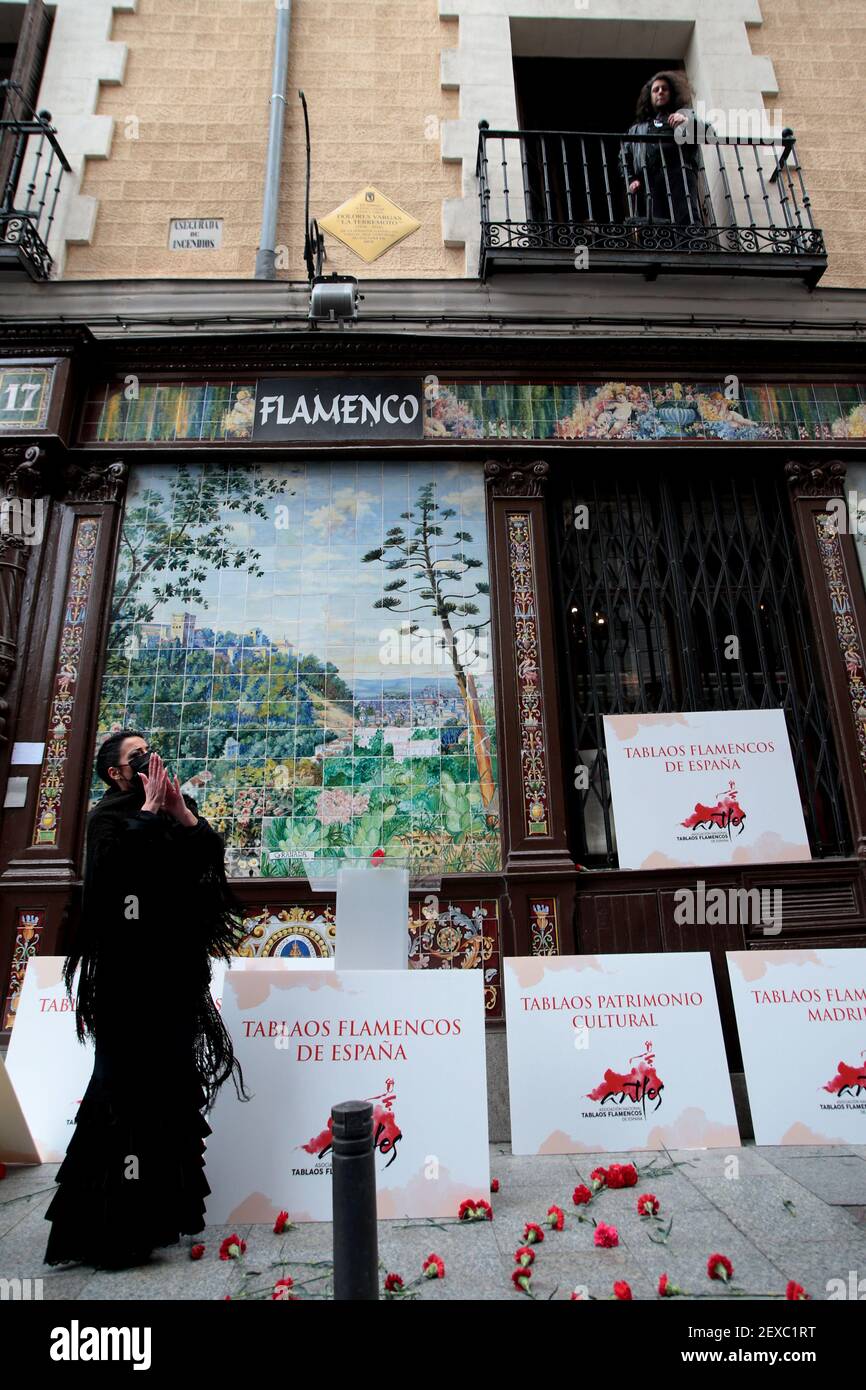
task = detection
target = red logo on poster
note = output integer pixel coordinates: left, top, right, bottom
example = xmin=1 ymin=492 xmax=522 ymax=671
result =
xmin=823 ymin=1055 xmax=866 ymax=1099
xmin=681 ymin=780 xmax=746 ymax=837
xmin=587 ymin=1041 xmax=665 ymax=1115
xmin=303 ymin=1077 xmax=403 ymax=1166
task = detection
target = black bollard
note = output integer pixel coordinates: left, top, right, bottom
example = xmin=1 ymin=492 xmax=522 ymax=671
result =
xmin=331 ymin=1100 xmax=379 ymax=1300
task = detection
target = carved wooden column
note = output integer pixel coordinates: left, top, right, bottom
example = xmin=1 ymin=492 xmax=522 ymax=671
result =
xmin=485 ymin=459 xmax=576 ymax=955
xmin=0 ymin=445 xmax=47 ymax=748
xmin=0 ymin=456 xmax=128 ymax=1034
xmin=786 ymin=459 xmax=866 ymax=858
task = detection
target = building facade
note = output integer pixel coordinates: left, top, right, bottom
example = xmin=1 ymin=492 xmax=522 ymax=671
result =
xmin=1 ymin=0 xmax=865 ymax=1131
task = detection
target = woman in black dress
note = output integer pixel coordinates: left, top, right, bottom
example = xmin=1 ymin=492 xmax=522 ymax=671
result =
xmin=45 ymin=732 xmax=247 ymax=1269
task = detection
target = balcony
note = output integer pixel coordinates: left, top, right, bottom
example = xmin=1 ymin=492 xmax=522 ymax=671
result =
xmin=0 ymin=81 xmax=71 ymax=282
xmin=477 ymin=123 xmax=827 ymax=287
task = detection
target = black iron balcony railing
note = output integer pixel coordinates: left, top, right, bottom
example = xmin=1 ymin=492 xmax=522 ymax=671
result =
xmin=477 ymin=122 xmax=827 ymax=285
xmin=0 ymin=80 xmax=71 ymax=282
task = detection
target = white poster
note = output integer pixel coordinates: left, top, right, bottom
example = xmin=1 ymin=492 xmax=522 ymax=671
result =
xmin=727 ymin=948 xmax=866 ymax=1145
xmin=505 ymin=952 xmax=739 ymax=1155
xmin=205 ymin=968 xmax=489 ymax=1223
xmin=4 ymin=957 xmax=91 ymax=1162
xmin=603 ymin=709 xmax=811 ymax=870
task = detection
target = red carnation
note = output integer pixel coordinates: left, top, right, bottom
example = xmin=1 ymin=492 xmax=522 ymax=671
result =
xmin=570 ymin=1290 xmax=585 ymax=1301
xmin=219 ymin=1234 xmax=246 ymax=1261
xmin=707 ymin=1253 xmax=733 ymax=1282
xmin=594 ymin=1222 xmax=619 ymax=1249
xmin=476 ymin=1198 xmax=493 ymax=1219
xmin=786 ymin=1281 xmax=810 ymax=1301
xmin=512 ymin=1267 xmax=533 ymax=1294
xmin=384 ymin=1273 xmax=404 ymax=1292
xmin=458 ymin=1197 xmax=493 ymax=1221
xmin=637 ymin=1193 xmax=660 ymax=1217
xmin=271 ymin=1277 xmax=297 ymax=1300
xmin=423 ymin=1254 xmax=445 ymax=1280
xmin=606 ymin=1163 xmax=626 ymax=1189
xmin=190 ymin=1244 xmax=205 ymax=1261
xmin=590 ymin=1166 xmax=608 ymax=1189
xmin=514 ymin=1246 xmax=536 ymax=1268
xmin=658 ymin=1273 xmax=683 ymax=1298
xmin=620 ymin=1163 xmax=638 ymax=1188
xmin=273 ymin=1210 xmax=291 ymax=1235
xmin=546 ymin=1205 xmax=565 ymax=1231
xmin=490 ymin=1178 xmax=500 ymax=1193
xmin=572 ymin=1184 xmax=592 ymax=1206
xmin=613 ymin=1281 xmax=632 ymax=1300
xmin=523 ymin=1222 xmax=545 ymax=1245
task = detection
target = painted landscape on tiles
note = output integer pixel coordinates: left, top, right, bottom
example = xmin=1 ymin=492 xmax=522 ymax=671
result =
xmin=94 ymin=461 xmax=501 ymax=877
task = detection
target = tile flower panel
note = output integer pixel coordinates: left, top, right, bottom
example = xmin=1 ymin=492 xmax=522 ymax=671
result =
xmin=81 ymin=378 xmax=866 ymax=444
xmin=93 ymin=461 xmax=501 ymax=879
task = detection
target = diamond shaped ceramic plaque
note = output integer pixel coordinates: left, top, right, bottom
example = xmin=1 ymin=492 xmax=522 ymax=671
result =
xmin=318 ymin=185 xmax=421 ymax=263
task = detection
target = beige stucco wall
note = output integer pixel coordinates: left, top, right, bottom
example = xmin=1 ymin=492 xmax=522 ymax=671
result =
xmin=749 ymin=0 xmax=866 ymax=288
xmin=65 ymin=0 xmax=463 ymax=280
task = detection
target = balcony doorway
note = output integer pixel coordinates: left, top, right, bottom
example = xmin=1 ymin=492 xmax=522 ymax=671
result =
xmin=512 ymin=56 xmax=686 ymax=228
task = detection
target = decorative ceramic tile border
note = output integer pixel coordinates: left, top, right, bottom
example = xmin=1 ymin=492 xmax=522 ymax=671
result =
xmin=507 ymin=512 xmax=549 ymax=838
xmin=3 ymin=908 xmax=46 ymax=1031
xmin=231 ymin=898 xmax=501 ymax=1018
xmin=32 ymin=517 xmax=100 ymax=846
xmin=81 ymin=378 xmax=866 ymax=445
xmin=814 ymin=511 xmax=866 ymax=779
xmin=529 ymin=899 xmax=560 ymax=957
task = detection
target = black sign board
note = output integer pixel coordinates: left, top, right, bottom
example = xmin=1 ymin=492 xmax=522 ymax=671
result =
xmin=252 ymin=378 xmax=424 ymax=441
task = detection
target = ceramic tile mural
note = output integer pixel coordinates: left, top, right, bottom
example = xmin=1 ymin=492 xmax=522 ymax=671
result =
xmin=82 ymin=378 xmax=866 ymax=444
xmin=94 ymin=461 xmax=501 ymax=877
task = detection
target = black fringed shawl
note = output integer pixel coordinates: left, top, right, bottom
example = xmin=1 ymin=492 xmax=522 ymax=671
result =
xmin=65 ymin=784 xmax=248 ymax=1111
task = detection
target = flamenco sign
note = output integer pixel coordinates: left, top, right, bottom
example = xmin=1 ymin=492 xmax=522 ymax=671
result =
xmin=204 ymin=968 xmax=489 ymax=1222
xmin=603 ymin=709 xmax=811 ymax=870
xmin=504 ymin=952 xmax=739 ymax=1155
xmin=727 ymin=948 xmax=866 ymax=1145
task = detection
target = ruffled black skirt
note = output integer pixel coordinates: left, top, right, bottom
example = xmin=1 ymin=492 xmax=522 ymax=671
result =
xmin=44 ymin=1049 xmax=211 ymax=1270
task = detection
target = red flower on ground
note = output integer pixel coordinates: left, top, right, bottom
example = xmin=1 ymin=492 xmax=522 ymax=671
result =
xmin=658 ymin=1273 xmax=683 ymax=1298
xmin=594 ymin=1222 xmax=619 ymax=1249
xmin=523 ymin=1222 xmax=545 ymax=1245
xmin=570 ymin=1290 xmax=585 ymax=1301
xmin=606 ymin=1164 xmax=626 ymax=1189
xmin=271 ymin=1277 xmax=298 ymax=1300
xmin=590 ymin=1167 xmax=608 ymax=1189
xmin=613 ymin=1281 xmax=632 ymax=1300
xmin=190 ymin=1244 xmax=205 ymax=1261
xmin=458 ymin=1197 xmax=493 ymax=1221
xmin=514 ymin=1246 xmax=536 ymax=1268
xmin=572 ymin=1184 xmax=592 ymax=1206
xmin=620 ymin=1163 xmax=638 ymax=1188
xmin=384 ymin=1273 xmax=404 ymax=1292
xmin=707 ymin=1253 xmax=734 ymax=1282
xmin=423 ymin=1254 xmax=445 ymax=1280
xmin=786 ymin=1281 xmax=810 ymax=1301
xmin=273 ymin=1210 xmax=291 ymax=1235
xmin=219 ymin=1234 xmax=246 ymax=1261
xmin=512 ymin=1268 xmax=533 ymax=1294
xmin=637 ymin=1193 xmax=660 ymax=1217
xmin=490 ymin=1178 xmax=500 ymax=1193
xmin=546 ymin=1205 xmax=565 ymax=1230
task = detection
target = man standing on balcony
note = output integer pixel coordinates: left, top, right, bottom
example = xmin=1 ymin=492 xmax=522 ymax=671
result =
xmin=623 ymin=71 xmax=707 ymax=229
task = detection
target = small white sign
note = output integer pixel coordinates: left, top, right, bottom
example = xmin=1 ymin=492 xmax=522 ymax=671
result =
xmin=603 ymin=708 xmax=811 ymax=870
xmin=727 ymin=948 xmax=866 ymax=1144
xmin=168 ymin=218 xmax=223 ymax=250
xmin=11 ymin=742 xmax=45 ymax=765
xmin=3 ymin=777 xmax=28 ymax=808
xmin=505 ymin=952 xmax=739 ymax=1155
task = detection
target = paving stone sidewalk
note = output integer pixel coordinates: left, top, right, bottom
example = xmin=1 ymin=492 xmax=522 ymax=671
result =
xmin=1 ymin=1143 xmax=865 ymax=1301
